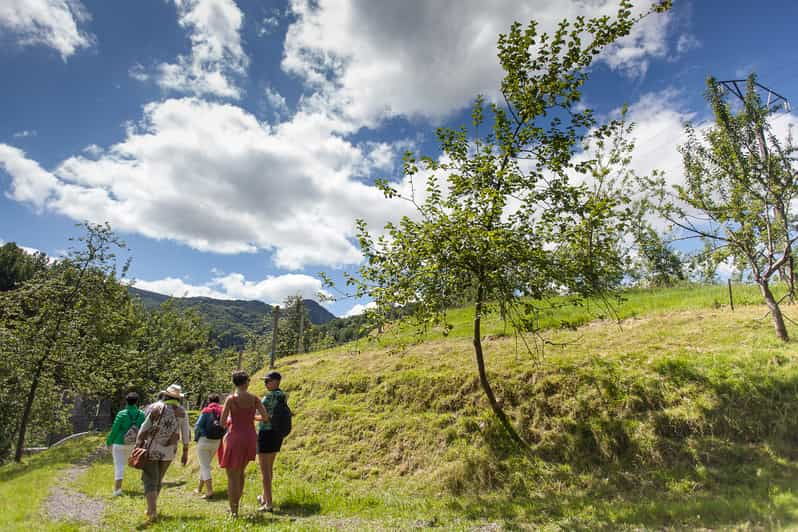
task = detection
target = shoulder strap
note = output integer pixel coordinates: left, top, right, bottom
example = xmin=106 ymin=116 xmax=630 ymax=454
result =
xmin=144 ymin=404 xmax=165 ymax=451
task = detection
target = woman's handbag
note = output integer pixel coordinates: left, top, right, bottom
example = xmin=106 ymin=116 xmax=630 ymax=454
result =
xmin=128 ymin=446 xmax=149 ymax=469
xmin=128 ymin=404 xmax=164 ymax=470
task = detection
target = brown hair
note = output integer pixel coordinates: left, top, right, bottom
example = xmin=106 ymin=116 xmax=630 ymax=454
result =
xmin=232 ymin=370 xmax=249 ymax=387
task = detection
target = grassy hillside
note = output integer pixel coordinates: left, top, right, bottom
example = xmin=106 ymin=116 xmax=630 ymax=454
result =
xmin=9 ymin=284 xmax=798 ymax=530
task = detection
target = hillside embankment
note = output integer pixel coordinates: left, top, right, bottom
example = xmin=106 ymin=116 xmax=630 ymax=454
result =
xmin=5 ymin=287 xmax=798 ymax=530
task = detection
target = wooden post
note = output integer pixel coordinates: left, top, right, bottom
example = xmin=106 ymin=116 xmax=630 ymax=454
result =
xmin=296 ymin=299 xmax=305 ymax=354
xmin=269 ymin=305 xmax=280 ymax=369
xmin=728 ymin=278 xmax=734 ymax=311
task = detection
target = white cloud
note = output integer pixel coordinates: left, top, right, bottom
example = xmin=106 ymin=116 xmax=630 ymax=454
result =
xmin=129 ymin=63 xmax=149 ymax=82
xmin=282 ymin=0 xmax=674 ymax=126
xmin=342 ymin=301 xmax=375 ymax=318
xmin=601 ymin=9 xmax=671 ymax=79
xmin=134 ymin=271 xmax=325 ymax=304
xmin=675 ymin=33 xmax=701 ymax=54
xmin=0 ymin=98 xmax=418 ymax=269
xmin=0 ymin=144 xmax=60 ymax=209
xmin=12 ymin=130 xmax=37 ymax=138
xmin=152 ymin=0 xmax=248 ymax=99
xmin=0 ymin=0 xmax=94 ymax=59
xmin=258 ymin=15 xmax=280 ymax=37
xmin=715 ymin=257 xmax=739 ymax=281
xmin=81 ymin=144 xmax=103 ymax=157
xmin=622 ymin=89 xmax=696 ymax=188
xmin=263 ymin=85 xmax=289 ymax=117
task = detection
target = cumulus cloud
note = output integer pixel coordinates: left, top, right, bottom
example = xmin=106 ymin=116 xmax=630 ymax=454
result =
xmin=134 ymin=271 xmax=325 ymax=303
xmin=282 ymin=0 xmax=674 ymax=126
xmin=622 ymin=89 xmax=696 ymax=187
xmin=263 ymin=85 xmax=289 ymax=117
xmin=0 ymin=98 xmax=417 ymax=269
xmin=0 ymin=0 xmax=94 ymax=59
xmin=12 ymin=130 xmax=37 ymax=138
xmin=151 ymin=0 xmax=248 ymax=99
xmin=0 ymin=144 xmax=60 ymax=209
xmin=342 ymin=301 xmax=375 ymax=317
xmin=601 ymin=8 xmax=671 ymax=78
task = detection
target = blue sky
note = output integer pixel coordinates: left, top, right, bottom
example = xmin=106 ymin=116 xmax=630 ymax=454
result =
xmin=1 ymin=0 xmax=797 ymax=316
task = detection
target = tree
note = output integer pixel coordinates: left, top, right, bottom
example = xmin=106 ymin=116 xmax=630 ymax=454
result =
xmin=274 ymin=295 xmax=311 ymax=358
xmin=1 ymin=223 xmax=135 ymax=461
xmin=0 ymin=242 xmax=48 ymax=291
xmin=632 ymin=226 xmax=685 ymax=287
xmin=334 ymin=1 xmax=671 ymax=450
xmin=648 ymin=74 xmax=798 ymax=341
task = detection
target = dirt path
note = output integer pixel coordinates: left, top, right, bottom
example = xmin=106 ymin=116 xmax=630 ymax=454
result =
xmin=44 ymin=444 xmax=107 ymax=526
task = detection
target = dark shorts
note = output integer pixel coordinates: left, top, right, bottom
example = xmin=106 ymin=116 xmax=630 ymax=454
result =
xmin=257 ymin=428 xmax=283 ymax=454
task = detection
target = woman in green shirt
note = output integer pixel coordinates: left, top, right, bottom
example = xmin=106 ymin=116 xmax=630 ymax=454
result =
xmin=105 ymin=392 xmax=145 ymax=496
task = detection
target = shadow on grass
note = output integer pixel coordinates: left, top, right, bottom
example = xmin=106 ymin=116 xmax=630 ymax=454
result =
xmin=135 ymin=514 xmax=205 ymax=530
xmin=277 ymin=501 xmax=322 ymax=516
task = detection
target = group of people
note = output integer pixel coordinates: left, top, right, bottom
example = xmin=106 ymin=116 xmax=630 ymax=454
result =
xmin=105 ymin=370 xmax=287 ymax=521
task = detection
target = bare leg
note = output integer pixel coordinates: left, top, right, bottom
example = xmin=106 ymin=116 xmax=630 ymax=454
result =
xmin=226 ymin=468 xmax=241 ymax=515
xmin=235 ymin=467 xmax=246 ymax=510
xmin=205 ymin=478 xmax=213 ymax=498
xmin=258 ymin=452 xmax=277 ymax=508
xmin=197 ymin=479 xmax=205 ymax=494
xmin=114 ymin=479 xmax=123 ymax=492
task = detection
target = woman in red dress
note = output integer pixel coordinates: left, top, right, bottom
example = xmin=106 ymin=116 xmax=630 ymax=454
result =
xmin=218 ymin=370 xmax=269 ymax=516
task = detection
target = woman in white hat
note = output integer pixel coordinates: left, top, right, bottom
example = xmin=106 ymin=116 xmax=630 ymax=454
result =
xmin=135 ymin=384 xmax=191 ymax=523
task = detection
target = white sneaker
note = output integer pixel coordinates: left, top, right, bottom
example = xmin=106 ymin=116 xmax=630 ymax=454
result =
xmin=112 ymin=489 xmax=123 ymax=497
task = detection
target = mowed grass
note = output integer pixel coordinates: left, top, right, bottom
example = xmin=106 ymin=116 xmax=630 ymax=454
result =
xmin=16 ymin=283 xmax=798 ymax=530
xmin=0 ymin=435 xmax=103 ymax=531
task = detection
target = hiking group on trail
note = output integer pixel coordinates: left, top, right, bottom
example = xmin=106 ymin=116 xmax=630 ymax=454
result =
xmin=105 ymin=370 xmax=291 ymax=522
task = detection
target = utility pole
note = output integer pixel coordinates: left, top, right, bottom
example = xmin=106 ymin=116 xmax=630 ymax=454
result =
xmin=296 ymin=299 xmax=304 ymax=354
xmin=269 ymin=305 xmax=280 ymax=369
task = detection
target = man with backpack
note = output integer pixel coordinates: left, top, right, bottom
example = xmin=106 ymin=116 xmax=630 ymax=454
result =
xmin=256 ymin=371 xmax=291 ymax=512
xmin=193 ymin=393 xmax=225 ymax=499
xmin=105 ymin=391 xmax=146 ymax=496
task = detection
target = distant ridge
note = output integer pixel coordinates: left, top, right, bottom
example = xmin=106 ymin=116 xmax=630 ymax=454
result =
xmin=128 ymin=286 xmax=336 ymax=350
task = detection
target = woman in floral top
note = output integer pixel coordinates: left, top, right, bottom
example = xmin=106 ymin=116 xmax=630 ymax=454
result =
xmin=135 ymin=384 xmax=191 ymax=523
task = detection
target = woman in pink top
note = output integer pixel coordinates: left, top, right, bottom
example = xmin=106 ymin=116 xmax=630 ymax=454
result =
xmin=218 ymin=370 xmax=269 ymax=516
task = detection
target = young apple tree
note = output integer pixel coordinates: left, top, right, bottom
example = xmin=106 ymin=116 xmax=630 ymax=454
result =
xmin=333 ymin=1 xmax=671 ymax=449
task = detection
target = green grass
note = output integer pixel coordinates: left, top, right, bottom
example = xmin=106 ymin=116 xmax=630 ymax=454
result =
xmin=363 ymin=282 xmax=772 ymax=348
xmin=17 ymin=283 xmax=798 ymax=530
xmin=0 ymin=435 xmax=103 ymax=531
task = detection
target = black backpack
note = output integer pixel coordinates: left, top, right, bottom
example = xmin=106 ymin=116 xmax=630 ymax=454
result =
xmin=204 ymin=410 xmax=225 ymax=440
xmin=271 ymin=395 xmax=292 ymax=437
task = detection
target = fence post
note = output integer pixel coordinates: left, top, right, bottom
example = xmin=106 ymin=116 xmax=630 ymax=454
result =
xmin=296 ymin=299 xmax=305 ymax=354
xmin=270 ymin=305 xmax=280 ymax=369
xmin=727 ymin=278 xmax=734 ymax=311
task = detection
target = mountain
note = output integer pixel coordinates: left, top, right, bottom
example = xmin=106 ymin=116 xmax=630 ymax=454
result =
xmin=128 ymin=286 xmax=336 ymax=350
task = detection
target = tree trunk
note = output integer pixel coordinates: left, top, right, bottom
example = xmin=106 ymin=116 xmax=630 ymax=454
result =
xmin=14 ymin=361 xmax=43 ymax=462
xmin=760 ymin=280 xmax=789 ymax=341
xmin=472 ymin=286 xmax=531 ymax=452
